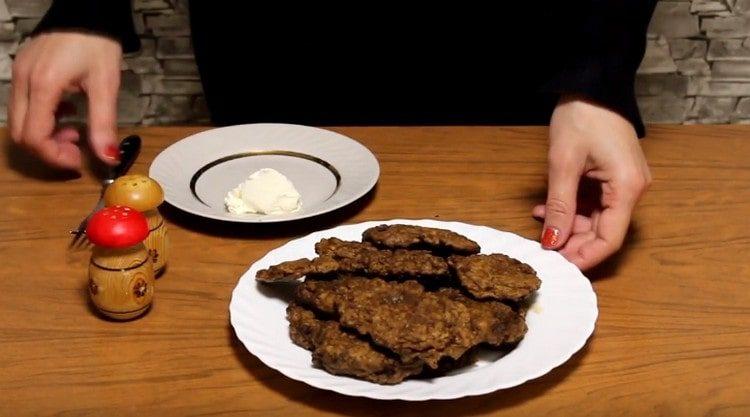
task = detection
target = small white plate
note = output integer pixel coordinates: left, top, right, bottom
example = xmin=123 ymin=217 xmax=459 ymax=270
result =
xmin=230 ymin=219 xmax=598 ymax=400
xmin=149 ymin=124 xmax=379 ymax=223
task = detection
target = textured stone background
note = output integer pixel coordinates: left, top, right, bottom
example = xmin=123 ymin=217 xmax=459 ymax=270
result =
xmin=0 ymin=0 xmax=748 ymax=126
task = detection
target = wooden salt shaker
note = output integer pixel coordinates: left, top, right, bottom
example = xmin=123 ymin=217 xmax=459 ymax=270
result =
xmin=86 ymin=206 xmax=155 ymax=320
xmin=105 ymin=174 xmax=168 ymax=275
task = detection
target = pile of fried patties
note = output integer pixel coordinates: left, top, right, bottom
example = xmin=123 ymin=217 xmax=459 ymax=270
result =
xmin=256 ymin=224 xmax=542 ymax=385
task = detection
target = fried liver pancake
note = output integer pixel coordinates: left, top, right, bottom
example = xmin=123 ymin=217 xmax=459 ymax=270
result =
xmin=256 ymin=258 xmax=314 ymax=282
xmin=256 ymin=247 xmax=449 ymax=282
xmin=448 ymin=254 xmax=541 ymax=301
xmin=294 ymin=277 xmax=526 ymax=369
xmin=287 ymin=304 xmax=424 ymax=384
xmin=314 ymin=238 xmax=378 ymax=256
xmin=362 ymin=224 xmax=481 ymax=255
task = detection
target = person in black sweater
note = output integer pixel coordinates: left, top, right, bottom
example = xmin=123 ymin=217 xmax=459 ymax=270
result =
xmin=7 ymin=1 xmax=656 ymax=270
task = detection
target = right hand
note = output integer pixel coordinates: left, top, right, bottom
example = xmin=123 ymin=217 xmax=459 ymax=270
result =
xmin=533 ymin=96 xmax=651 ymax=270
xmin=8 ymin=32 xmax=123 ymax=170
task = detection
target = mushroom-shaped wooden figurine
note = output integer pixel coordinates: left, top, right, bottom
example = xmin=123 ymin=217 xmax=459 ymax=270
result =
xmin=104 ymin=174 xmax=168 ymax=275
xmin=86 ymin=206 xmax=155 ymax=320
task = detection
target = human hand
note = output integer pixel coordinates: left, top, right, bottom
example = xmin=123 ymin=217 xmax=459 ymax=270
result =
xmin=8 ymin=32 xmax=123 ymax=170
xmin=534 ymin=95 xmax=651 ymax=270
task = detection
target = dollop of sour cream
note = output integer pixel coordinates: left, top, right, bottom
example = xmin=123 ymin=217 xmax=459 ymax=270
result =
xmin=224 ymin=168 xmax=302 ymax=215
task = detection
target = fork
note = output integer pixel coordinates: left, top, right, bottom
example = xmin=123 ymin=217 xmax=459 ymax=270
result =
xmin=68 ymin=187 xmax=110 ymax=249
xmin=69 ymin=135 xmax=142 ymax=249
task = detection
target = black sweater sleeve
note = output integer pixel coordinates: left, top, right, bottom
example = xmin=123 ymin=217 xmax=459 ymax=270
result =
xmin=32 ymin=0 xmax=140 ymax=53
xmin=544 ymin=0 xmax=657 ymax=138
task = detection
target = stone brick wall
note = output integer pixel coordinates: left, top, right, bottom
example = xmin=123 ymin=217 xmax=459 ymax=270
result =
xmin=0 ymin=0 xmax=208 ymax=126
xmin=0 ymin=0 xmax=748 ymax=126
xmin=639 ymin=0 xmax=750 ymax=123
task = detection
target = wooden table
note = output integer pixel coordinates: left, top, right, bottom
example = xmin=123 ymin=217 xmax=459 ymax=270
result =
xmin=1 ymin=126 xmax=748 ymax=417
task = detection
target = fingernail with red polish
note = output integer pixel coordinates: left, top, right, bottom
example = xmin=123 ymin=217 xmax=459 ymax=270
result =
xmin=541 ymin=227 xmax=560 ymax=248
xmin=104 ymin=145 xmax=120 ymax=160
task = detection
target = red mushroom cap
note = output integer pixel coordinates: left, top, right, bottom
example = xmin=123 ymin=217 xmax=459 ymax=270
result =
xmin=86 ymin=206 xmax=149 ymax=248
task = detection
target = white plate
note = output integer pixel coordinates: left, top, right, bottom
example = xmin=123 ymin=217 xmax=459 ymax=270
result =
xmin=230 ymin=219 xmax=598 ymax=400
xmin=149 ymin=124 xmax=379 ymax=223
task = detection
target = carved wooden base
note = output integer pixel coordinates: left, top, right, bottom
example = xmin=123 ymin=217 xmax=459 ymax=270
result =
xmin=89 ymin=243 xmax=155 ymax=320
xmin=145 ymin=210 xmax=168 ymax=276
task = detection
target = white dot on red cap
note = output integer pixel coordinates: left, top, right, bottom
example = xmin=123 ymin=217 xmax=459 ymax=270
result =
xmin=110 ymin=215 xmax=117 ymax=220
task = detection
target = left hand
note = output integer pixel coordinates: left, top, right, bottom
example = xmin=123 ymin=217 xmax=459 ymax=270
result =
xmin=534 ymin=95 xmax=651 ymax=270
xmin=8 ymin=32 xmax=123 ymax=170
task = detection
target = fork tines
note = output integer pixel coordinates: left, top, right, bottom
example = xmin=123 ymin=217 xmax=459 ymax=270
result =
xmin=68 ymin=230 xmax=91 ymax=250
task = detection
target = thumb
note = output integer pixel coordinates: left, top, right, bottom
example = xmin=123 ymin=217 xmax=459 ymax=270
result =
xmin=84 ymin=71 xmax=120 ymax=165
xmin=541 ymin=155 xmax=584 ymax=249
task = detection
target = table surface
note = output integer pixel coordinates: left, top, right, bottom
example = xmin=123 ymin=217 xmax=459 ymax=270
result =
xmin=0 ymin=125 xmax=748 ymax=417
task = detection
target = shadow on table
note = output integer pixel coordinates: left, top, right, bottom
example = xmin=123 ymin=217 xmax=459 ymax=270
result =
xmin=4 ymin=137 xmax=81 ymax=181
xmin=228 ymin=325 xmax=590 ymax=416
xmin=160 ymin=185 xmax=378 ymax=240
xmin=587 ymin=222 xmax=643 ymax=282
xmin=3 ymin=125 xmax=118 ymax=182
xmin=3 ymin=126 xmax=121 ymax=184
